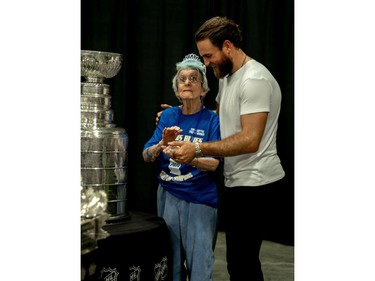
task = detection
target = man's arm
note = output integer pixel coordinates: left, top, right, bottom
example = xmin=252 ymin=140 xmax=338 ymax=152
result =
xmin=169 ymin=112 xmax=268 ymax=163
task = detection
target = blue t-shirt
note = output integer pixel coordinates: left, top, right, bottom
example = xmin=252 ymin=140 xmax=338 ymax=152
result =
xmin=144 ymin=106 xmax=221 ymax=208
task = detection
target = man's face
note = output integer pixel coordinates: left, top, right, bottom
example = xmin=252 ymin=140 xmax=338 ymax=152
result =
xmin=197 ymin=39 xmax=233 ymax=79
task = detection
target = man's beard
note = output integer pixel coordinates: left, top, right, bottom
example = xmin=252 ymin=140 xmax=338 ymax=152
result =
xmin=212 ymin=54 xmax=233 ymax=79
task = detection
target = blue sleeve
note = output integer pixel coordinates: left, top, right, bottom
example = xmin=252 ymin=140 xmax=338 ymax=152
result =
xmin=207 ymin=112 xmax=221 ymax=142
xmin=203 ymin=110 xmax=222 ymax=163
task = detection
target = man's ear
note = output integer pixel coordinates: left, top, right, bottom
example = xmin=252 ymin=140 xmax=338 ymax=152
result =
xmin=222 ymin=40 xmax=233 ymax=54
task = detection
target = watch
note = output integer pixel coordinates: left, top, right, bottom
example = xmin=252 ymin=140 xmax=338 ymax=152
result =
xmin=195 ymin=142 xmax=203 ymax=158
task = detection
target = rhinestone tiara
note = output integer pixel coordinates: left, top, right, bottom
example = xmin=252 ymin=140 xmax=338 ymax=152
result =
xmin=176 ymin=53 xmax=206 ymax=74
xmin=183 ymin=53 xmax=201 ymax=62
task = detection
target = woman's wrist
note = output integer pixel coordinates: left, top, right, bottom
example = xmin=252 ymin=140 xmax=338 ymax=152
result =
xmin=191 ymin=157 xmax=199 ymax=168
xmin=152 ymin=140 xmax=165 ymax=158
xmin=145 ymin=147 xmax=155 ymax=161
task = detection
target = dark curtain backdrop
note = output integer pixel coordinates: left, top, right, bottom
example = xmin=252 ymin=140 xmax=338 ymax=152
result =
xmin=81 ymin=0 xmax=294 ymax=245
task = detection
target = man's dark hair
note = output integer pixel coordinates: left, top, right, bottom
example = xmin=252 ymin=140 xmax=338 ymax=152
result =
xmin=195 ymin=16 xmax=243 ymax=49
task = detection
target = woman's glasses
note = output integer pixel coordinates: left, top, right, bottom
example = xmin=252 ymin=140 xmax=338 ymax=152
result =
xmin=177 ymin=75 xmax=201 ymax=84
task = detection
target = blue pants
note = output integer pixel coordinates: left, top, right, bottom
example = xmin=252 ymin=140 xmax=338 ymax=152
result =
xmin=157 ymin=185 xmax=218 ymax=281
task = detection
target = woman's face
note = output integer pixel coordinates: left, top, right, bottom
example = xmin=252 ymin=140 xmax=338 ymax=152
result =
xmin=176 ymin=69 xmax=205 ymax=102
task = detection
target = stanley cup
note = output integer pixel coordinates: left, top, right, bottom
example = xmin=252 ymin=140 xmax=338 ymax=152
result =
xmin=81 ymin=50 xmax=129 ymax=223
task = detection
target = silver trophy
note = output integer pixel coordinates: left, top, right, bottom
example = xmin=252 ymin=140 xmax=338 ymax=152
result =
xmin=80 ymin=50 xmax=129 ymax=227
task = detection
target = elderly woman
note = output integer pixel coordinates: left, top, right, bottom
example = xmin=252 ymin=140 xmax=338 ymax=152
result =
xmin=142 ymin=53 xmax=221 ymax=281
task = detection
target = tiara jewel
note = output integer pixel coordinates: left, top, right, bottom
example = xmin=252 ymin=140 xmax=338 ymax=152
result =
xmin=182 ymin=54 xmax=204 ymax=67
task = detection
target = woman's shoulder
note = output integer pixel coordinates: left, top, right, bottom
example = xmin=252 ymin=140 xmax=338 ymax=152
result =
xmin=161 ymin=105 xmax=178 ymax=114
xmin=202 ymin=106 xmax=218 ymax=117
xmin=160 ymin=106 xmax=180 ymax=121
xmin=166 ymin=105 xmax=180 ymax=112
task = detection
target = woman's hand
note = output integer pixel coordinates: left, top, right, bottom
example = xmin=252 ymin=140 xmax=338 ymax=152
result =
xmin=161 ymin=126 xmax=182 ymax=144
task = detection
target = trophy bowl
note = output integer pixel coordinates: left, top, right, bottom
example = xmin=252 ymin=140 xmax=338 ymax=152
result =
xmin=81 ymin=50 xmax=123 ymax=81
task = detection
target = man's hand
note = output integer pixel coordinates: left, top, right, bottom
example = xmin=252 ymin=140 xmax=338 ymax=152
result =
xmin=167 ymin=141 xmax=196 ymax=164
xmin=155 ymin=104 xmax=172 ymax=125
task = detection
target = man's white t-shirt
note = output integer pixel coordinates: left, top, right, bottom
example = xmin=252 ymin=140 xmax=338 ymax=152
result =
xmin=216 ymin=59 xmax=285 ymax=187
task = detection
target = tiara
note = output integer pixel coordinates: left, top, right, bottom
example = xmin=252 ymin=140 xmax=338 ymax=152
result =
xmin=182 ymin=54 xmax=204 ymax=66
xmin=178 ymin=53 xmax=206 ymax=74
